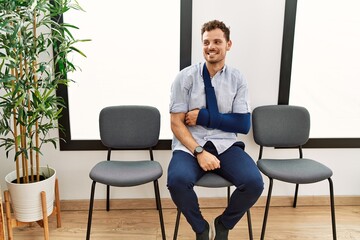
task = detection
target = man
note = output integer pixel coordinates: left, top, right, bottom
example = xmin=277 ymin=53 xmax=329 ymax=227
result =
xmin=167 ymin=20 xmax=264 ymax=240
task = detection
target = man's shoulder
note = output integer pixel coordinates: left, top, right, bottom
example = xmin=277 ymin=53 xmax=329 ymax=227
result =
xmin=224 ymin=65 xmax=245 ymax=82
xmin=224 ymin=65 xmax=242 ymax=75
xmin=179 ymin=63 xmax=201 ymax=76
xmin=172 ymin=63 xmax=201 ymax=88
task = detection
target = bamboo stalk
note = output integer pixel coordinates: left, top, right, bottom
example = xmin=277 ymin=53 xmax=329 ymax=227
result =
xmin=9 ymin=20 xmax=21 ymax=184
xmin=24 ymin=57 xmax=34 ymax=183
xmin=20 ymin=125 xmax=29 ymax=183
xmin=32 ymin=9 xmax=40 ymax=182
xmin=11 ymin=68 xmax=20 ymax=184
xmin=24 ymin=56 xmax=33 ymax=181
xmin=18 ymin=30 xmax=29 ymax=184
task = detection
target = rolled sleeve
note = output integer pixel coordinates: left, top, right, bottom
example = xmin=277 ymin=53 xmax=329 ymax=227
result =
xmin=233 ymin=73 xmax=251 ymax=113
xmin=169 ymin=69 xmax=192 ymax=113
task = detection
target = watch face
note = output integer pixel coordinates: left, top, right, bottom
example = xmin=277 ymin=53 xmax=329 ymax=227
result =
xmin=195 ymin=146 xmax=203 ymax=155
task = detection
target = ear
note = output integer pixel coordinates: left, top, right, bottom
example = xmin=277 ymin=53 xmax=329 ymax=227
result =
xmin=226 ymin=40 xmax=232 ymax=51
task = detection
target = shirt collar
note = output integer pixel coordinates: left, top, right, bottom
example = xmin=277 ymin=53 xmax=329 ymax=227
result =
xmin=200 ymin=62 xmax=227 ymax=78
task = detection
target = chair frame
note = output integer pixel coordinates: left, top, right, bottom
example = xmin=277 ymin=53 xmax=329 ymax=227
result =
xmin=86 ymin=105 xmax=166 ymax=240
xmin=258 ymin=145 xmax=337 ymax=240
xmin=172 ymin=173 xmax=253 ymax=240
xmin=86 ymin=146 xmax=166 ymax=240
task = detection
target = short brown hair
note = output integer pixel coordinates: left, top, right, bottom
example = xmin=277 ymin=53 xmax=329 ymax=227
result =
xmin=201 ymin=20 xmax=230 ymax=42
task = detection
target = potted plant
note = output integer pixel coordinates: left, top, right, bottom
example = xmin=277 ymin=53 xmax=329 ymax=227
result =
xmin=0 ymin=0 xmax=86 ymax=223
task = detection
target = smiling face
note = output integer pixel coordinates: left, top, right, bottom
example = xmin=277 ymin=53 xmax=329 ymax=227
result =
xmin=202 ymin=28 xmax=232 ymax=66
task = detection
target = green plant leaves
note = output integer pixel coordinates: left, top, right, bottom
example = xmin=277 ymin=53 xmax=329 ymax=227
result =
xmin=0 ymin=0 xmax=88 ymax=181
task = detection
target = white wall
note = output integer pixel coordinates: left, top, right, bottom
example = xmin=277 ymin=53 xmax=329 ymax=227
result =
xmin=1 ymin=0 xmax=360 ymax=200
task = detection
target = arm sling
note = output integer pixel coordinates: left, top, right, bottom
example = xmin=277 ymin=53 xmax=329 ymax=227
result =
xmin=197 ymin=64 xmax=251 ymax=134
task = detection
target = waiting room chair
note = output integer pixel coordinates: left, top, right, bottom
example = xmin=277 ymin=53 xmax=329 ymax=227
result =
xmin=86 ymin=105 xmax=166 ymax=240
xmin=252 ymin=105 xmax=336 ymax=240
xmin=173 ymin=142 xmax=253 ymax=240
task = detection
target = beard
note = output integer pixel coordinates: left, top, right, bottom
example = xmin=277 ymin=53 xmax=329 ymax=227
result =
xmin=204 ymin=51 xmax=226 ymax=65
xmin=205 ymin=55 xmax=224 ymax=65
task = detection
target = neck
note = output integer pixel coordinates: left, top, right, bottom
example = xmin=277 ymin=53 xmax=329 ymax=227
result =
xmin=205 ymin=62 xmax=224 ymax=78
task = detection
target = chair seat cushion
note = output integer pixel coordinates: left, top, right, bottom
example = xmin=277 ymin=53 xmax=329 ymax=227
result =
xmin=196 ymin=173 xmax=232 ymax=188
xmin=257 ymin=158 xmax=333 ymax=184
xmin=90 ymin=160 xmax=163 ymax=187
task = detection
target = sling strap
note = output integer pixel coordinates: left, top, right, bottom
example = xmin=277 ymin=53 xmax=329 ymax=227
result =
xmin=202 ymin=64 xmax=221 ymax=127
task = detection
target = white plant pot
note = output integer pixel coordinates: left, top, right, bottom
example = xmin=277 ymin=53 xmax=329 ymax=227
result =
xmin=5 ymin=166 xmax=56 ymax=222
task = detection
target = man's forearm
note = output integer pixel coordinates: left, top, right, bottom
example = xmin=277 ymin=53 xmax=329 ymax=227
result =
xmin=196 ymin=109 xmax=251 ymax=134
xmin=171 ymin=113 xmax=199 ymax=154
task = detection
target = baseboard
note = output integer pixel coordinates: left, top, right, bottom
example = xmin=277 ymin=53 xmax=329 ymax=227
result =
xmin=60 ymin=195 xmax=360 ymax=211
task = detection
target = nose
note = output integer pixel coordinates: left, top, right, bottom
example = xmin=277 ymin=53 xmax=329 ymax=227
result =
xmin=208 ymin=42 xmax=215 ymax=50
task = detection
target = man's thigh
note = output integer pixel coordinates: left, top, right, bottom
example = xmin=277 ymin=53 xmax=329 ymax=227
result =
xmin=216 ymin=146 xmax=261 ymax=186
xmin=167 ymin=150 xmax=205 ymax=185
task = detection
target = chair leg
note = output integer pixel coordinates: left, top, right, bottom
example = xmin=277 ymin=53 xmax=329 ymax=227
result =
xmin=86 ymin=181 xmax=97 ymax=240
xmin=246 ymin=210 xmax=253 ymax=240
xmin=154 ymin=180 xmax=166 ymax=240
xmin=328 ymin=178 xmax=337 ymax=240
xmin=260 ymin=178 xmax=273 ymax=240
xmin=153 ymin=181 xmax=160 ymax=210
xmin=173 ymin=209 xmax=181 ymax=240
xmin=227 ymin=186 xmax=231 ymax=205
xmin=106 ymin=185 xmax=110 ymax=211
xmin=293 ymin=184 xmax=299 ymax=208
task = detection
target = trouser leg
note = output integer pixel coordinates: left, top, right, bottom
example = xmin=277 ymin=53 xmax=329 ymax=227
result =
xmin=214 ymin=144 xmax=264 ymax=229
xmin=167 ymin=142 xmax=264 ymax=232
xmin=167 ymin=150 xmax=206 ymax=233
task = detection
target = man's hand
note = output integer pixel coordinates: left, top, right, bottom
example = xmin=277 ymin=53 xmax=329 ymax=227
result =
xmin=196 ymin=150 xmax=220 ymax=171
xmin=185 ymin=109 xmax=200 ymax=126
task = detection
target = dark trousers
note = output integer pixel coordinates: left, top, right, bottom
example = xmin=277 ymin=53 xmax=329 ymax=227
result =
xmin=167 ymin=142 xmax=264 ymax=233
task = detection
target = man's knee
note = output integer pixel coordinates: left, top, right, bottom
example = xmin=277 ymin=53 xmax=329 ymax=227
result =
xmin=167 ymin=174 xmax=194 ymax=192
xmin=237 ymin=176 xmax=264 ymax=198
xmin=248 ymin=176 xmax=264 ymax=197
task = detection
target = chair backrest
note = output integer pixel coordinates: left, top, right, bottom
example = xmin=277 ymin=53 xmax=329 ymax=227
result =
xmin=252 ymin=105 xmax=310 ymax=148
xmin=99 ymin=105 xmax=160 ymax=149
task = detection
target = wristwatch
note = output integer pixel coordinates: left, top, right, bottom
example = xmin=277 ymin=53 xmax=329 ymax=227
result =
xmin=193 ymin=146 xmax=204 ymax=157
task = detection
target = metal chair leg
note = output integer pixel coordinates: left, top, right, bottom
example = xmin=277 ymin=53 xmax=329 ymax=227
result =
xmin=246 ymin=210 xmax=253 ymax=240
xmin=86 ymin=181 xmax=97 ymax=240
xmin=293 ymin=183 xmax=299 ymax=208
xmin=227 ymin=186 xmax=231 ymax=205
xmin=153 ymin=180 xmax=167 ymax=240
xmin=260 ymin=178 xmax=273 ymax=240
xmin=106 ymin=185 xmax=110 ymax=211
xmin=173 ymin=209 xmax=181 ymax=240
xmin=153 ymin=181 xmax=160 ymax=210
xmin=328 ymin=178 xmax=337 ymax=240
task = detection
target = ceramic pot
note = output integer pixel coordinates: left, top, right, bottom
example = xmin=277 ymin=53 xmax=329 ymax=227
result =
xmin=5 ymin=167 xmax=56 ymax=222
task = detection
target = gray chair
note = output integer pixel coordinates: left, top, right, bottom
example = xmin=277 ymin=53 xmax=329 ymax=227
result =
xmin=252 ymin=105 xmax=336 ymax=240
xmin=86 ymin=105 xmax=166 ymax=240
xmin=173 ymin=143 xmax=253 ymax=240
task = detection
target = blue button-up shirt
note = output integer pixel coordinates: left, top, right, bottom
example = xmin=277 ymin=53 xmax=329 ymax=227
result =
xmin=169 ymin=62 xmax=251 ymax=155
